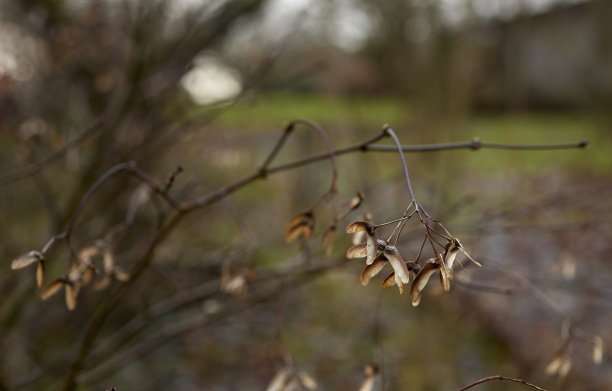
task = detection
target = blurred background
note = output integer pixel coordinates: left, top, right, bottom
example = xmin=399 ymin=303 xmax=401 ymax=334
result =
xmin=1 ymin=0 xmax=611 ymax=390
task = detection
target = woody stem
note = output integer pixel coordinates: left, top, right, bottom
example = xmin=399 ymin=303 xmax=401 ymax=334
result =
xmin=383 ymin=127 xmax=418 ymax=203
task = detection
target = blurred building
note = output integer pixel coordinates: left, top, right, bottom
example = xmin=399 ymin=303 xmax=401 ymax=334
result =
xmin=476 ymin=0 xmax=612 ymax=110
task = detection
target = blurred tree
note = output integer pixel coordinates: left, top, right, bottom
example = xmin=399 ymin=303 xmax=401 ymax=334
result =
xmin=0 ymin=0 xmax=265 ymax=229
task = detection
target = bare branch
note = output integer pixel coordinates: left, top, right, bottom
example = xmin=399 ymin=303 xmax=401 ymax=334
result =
xmin=0 ymin=119 xmax=104 ymax=187
xmin=457 ymin=375 xmax=547 ymax=391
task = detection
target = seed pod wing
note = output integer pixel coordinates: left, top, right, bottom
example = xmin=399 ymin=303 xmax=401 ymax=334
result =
xmin=410 ymin=259 xmax=439 ymax=306
xmin=383 ymin=246 xmax=410 ymax=284
xmin=41 ymin=279 xmax=64 ymax=300
xmin=36 ymin=261 xmax=45 ymax=288
xmin=347 ymin=243 xmax=368 ymax=259
xmin=11 ymin=251 xmax=44 ymax=270
xmin=360 ymin=255 xmax=387 ymax=286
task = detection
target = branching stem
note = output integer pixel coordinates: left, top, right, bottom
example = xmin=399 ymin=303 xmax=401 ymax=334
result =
xmin=52 ymin=124 xmax=587 ymax=390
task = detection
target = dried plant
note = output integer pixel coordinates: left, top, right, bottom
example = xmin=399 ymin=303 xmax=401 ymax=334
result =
xmin=358 ymin=363 xmax=380 ymax=391
xmin=4 ymin=117 xmax=591 ymax=391
xmin=266 ymin=367 xmax=317 ymax=391
xmin=345 ymin=127 xmax=480 ymax=306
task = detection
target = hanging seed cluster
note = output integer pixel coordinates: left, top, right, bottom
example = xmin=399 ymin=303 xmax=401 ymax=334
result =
xmin=345 ymin=201 xmax=480 ymax=306
xmin=11 ymin=243 xmax=128 ymax=311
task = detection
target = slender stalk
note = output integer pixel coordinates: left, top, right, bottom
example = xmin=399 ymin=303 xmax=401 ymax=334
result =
xmin=382 ymin=127 xmax=418 ymax=202
xmin=0 ymin=119 xmax=105 ymax=186
xmin=457 ymin=375 xmax=547 ymax=391
xmin=259 ymin=122 xmax=294 ymax=171
xmin=259 ymin=119 xmax=339 ymax=195
xmin=291 ymin=119 xmax=338 ymax=195
xmin=66 ymin=162 xmax=181 ymax=237
xmin=373 ymin=212 xmax=415 ymax=229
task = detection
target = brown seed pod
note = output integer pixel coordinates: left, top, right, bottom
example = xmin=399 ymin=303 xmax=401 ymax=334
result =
xmin=321 ymin=225 xmax=336 ymax=255
xmin=348 ymin=191 xmax=365 ymax=210
xmin=36 ymin=261 xmax=45 ymax=288
xmin=410 ymin=258 xmax=440 ymax=306
xmin=381 ymin=272 xmax=397 ymax=291
xmin=41 ymin=279 xmax=65 ymax=300
xmin=383 ymin=246 xmax=410 ymax=285
xmin=285 ymin=211 xmax=315 ymax=246
xmin=65 ymin=283 xmax=77 ymax=311
xmin=360 ymin=255 xmax=387 ymax=286
xmin=11 ymin=250 xmax=44 ymax=270
xmin=347 ymin=243 xmax=368 ymax=259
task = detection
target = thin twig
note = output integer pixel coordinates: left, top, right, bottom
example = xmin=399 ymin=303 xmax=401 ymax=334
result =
xmin=65 ymin=162 xmax=181 ymax=237
xmin=0 ymin=119 xmax=104 ymax=186
xmin=78 ymin=262 xmax=338 ymax=386
xmin=382 ymin=127 xmax=417 ymax=202
xmin=259 ymin=119 xmax=339 ymax=195
xmin=264 ymin=138 xmax=587 ymax=173
xmin=457 ymin=375 xmax=547 ymax=391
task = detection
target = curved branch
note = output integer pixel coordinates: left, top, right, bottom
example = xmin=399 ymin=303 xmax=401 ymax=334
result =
xmin=457 ymin=375 xmax=547 ymax=391
xmin=383 ymin=126 xmax=417 ymax=202
xmin=259 ymin=119 xmax=338 ymax=196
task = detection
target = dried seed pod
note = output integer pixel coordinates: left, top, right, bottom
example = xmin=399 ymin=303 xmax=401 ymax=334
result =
xmin=349 ymin=191 xmax=365 ymax=210
xmin=321 ymin=225 xmax=336 ymax=255
xmin=81 ymin=266 xmax=96 ymax=286
xmin=593 ymin=336 xmax=604 ymax=365
xmin=443 ymin=241 xmax=460 ymax=272
xmin=352 ymin=230 xmax=366 ymax=246
xmin=65 ymin=283 xmax=77 ymax=311
xmin=78 ymin=246 xmax=100 ymax=262
xmin=546 ymin=354 xmax=572 ymax=379
xmin=360 ymin=255 xmax=387 ymax=286
xmin=36 ymin=260 xmax=45 ymax=288
xmin=410 ymin=258 xmax=440 ymax=306
xmin=11 ymin=250 xmax=44 ymax=270
xmin=297 ymin=371 xmax=317 ymax=390
xmin=285 ymin=211 xmax=315 ymax=246
xmin=285 ymin=223 xmax=314 ymax=244
xmin=41 ymin=279 xmax=65 ymax=300
xmin=347 ymin=243 xmax=368 ymax=259
xmin=103 ymin=250 xmax=115 ymax=274
xmin=558 ymin=358 xmax=572 ymax=379
xmin=454 ymin=238 xmax=481 ymax=267
xmin=346 ymin=221 xmax=379 ymax=263
xmin=346 ymin=221 xmax=370 ymax=234
xmin=266 ymin=368 xmax=293 ymax=391
xmin=545 ymin=355 xmax=564 ymax=376
xmin=381 ymin=272 xmax=397 ymax=291
xmin=383 ymin=246 xmax=410 ymax=285
xmin=437 ymin=254 xmax=451 ymax=292
xmin=553 ymin=251 xmax=576 ymax=281
xmin=364 ymin=236 xmax=384 ymax=265
xmin=113 ymin=267 xmax=130 ymax=282
xmin=359 ymin=363 xmax=379 ymax=391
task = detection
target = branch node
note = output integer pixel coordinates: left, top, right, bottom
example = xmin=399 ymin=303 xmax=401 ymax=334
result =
xmin=471 ymin=137 xmax=482 ymax=150
xmin=382 ymin=123 xmax=391 ymax=136
xmin=284 ymin=122 xmax=295 ymax=133
xmin=164 ymin=165 xmax=184 ymax=192
xmin=579 ymin=140 xmax=589 ymax=148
